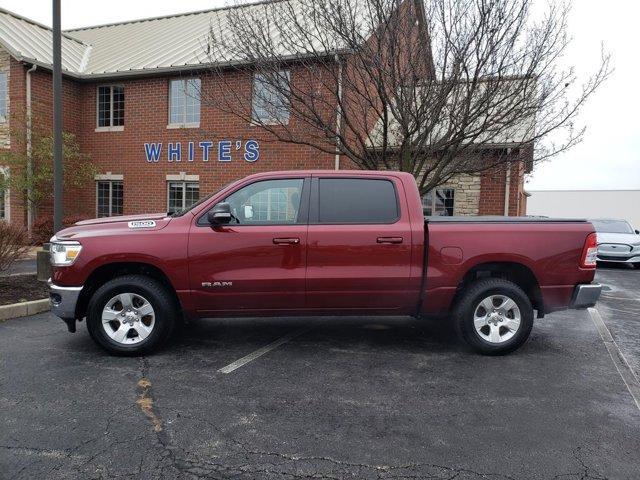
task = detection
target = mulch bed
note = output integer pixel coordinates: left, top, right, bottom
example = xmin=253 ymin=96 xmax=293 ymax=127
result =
xmin=0 ymin=274 xmax=49 ymax=306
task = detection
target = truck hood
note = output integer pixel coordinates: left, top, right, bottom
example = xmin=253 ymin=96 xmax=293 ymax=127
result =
xmin=596 ymin=232 xmax=640 ymax=246
xmin=75 ymin=213 xmax=169 ymax=226
xmin=54 ymin=213 xmax=173 ymax=240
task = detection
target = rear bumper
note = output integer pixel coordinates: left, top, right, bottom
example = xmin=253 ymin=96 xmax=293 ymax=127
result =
xmin=48 ymin=280 xmax=83 ymax=321
xmin=570 ymin=283 xmax=602 ymax=309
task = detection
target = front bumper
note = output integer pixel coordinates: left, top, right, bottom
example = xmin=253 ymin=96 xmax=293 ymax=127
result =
xmin=596 ymin=254 xmax=640 ymax=264
xmin=597 ymin=244 xmax=640 ymax=264
xmin=570 ymin=283 xmax=602 ymax=309
xmin=48 ymin=280 xmax=83 ymax=324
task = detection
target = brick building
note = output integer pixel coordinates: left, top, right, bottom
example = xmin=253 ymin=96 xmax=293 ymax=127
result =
xmin=0 ymin=2 xmax=530 ymax=231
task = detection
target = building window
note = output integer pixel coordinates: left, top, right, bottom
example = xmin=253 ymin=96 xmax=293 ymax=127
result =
xmin=223 ymin=179 xmax=303 ymax=224
xmin=97 ymin=85 xmax=124 ymax=128
xmin=423 ymin=188 xmax=455 ymax=216
xmin=0 ymin=72 xmax=7 ymax=123
xmin=169 ymin=79 xmax=201 ymax=126
xmin=96 ymin=180 xmax=123 ymax=217
xmin=0 ymin=167 xmax=8 ymax=221
xmin=168 ymin=181 xmax=199 ymax=215
xmin=252 ymin=70 xmax=291 ymax=124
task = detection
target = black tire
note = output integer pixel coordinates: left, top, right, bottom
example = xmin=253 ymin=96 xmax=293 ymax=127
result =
xmin=453 ymin=278 xmax=534 ymax=356
xmin=86 ymin=275 xmax=177 ymax=356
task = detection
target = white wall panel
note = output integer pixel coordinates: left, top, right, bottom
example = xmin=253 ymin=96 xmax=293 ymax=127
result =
xmin=527 ymin=190 xmax=640 ymax=230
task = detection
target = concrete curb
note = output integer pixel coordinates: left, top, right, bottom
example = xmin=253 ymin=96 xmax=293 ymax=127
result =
xmin=0 ymin=299 xmax=50 ymax=322
xmin=1 ymin=271 xmax=38 ymax=278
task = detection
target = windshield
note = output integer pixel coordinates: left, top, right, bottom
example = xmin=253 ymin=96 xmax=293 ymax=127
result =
xmin=170 ymin=182 xmax=236 ymax=217
xmin=591 ymin=220 xmax=634 ymax=234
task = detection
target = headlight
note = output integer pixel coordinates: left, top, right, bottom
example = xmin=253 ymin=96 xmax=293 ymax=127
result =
xmin=50 ymin=241 xmax=83 ymax=266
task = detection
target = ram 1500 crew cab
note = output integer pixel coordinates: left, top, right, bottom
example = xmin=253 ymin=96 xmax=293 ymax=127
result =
xmin=49 ymin=171 xmax=601 ymax=355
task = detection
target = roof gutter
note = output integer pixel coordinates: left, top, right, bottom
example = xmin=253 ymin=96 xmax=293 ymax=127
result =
xmin=9 ymin=49 xmax=352 ymax=81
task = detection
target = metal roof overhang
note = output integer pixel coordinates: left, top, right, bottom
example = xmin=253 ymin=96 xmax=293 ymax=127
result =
xmin=13 ymin=49 xmax=348 ymax=82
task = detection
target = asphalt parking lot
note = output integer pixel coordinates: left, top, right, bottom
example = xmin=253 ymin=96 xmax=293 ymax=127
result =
xmin=1 ymin=267 xmax=639 ymax=480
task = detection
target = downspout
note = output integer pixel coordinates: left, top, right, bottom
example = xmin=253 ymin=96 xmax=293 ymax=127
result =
xmin=26 ymin=64 xmax=37 ymax=231
xmin=503 ymin=149 xmax=512 ymax=216
xmin=334 ymin=54 xmax=343 ymax=170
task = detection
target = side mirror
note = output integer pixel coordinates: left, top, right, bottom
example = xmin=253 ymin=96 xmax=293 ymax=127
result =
xmin=636 ymin=230 xmax=640 ymax=235
xmin=207 ymin=202 xmax=232 ymax=225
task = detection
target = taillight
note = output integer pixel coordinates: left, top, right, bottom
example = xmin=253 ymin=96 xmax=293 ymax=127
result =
xmin=580 ymin=232 xmax=598 ymax=268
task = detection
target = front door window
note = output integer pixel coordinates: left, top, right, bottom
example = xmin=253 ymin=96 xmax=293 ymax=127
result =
xmin=223 ymin=179 xmax=304 ymax=225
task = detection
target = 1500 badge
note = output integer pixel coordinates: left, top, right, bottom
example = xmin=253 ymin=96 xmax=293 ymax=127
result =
xmin=128 ymin=220 xmax=157 ymax=229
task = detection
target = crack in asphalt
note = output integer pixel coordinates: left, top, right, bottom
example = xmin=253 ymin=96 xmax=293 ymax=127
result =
xmin=165 ymin=452 xmax=522 ymax=480
xmin=571 ymin=447 xmax=608 ymax=480
xmin=128 ymin=407 xmax=611 ymax=480
xmin=139 ymin=412 xmax=523 ymax=480
xmin=0 ymin=382 xmax=617 ymax=480
xmin=135 ymin=357 xmax=186 ymax=478
xmin=136 ymin=358 xmax=163 ymax=433
xmin=0 ymin=357 xmax=621 ymax=480
xmin=124 ymin=352 xmax=610 ymax=480
xmin=1 ymin=444 xmax=89 ymax=480
xmin=128 ymin=367 xmax=525 ymax=480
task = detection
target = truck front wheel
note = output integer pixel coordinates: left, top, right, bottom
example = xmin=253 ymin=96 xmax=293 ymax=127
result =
xmin=454 ymin=278 xmax=534 ymax=355
xmin=86 ymin=275 xmax=177 ymax=355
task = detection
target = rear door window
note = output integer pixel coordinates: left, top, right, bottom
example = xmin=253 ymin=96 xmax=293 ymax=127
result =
xmin=317 ymin=178 xmax=399 ymax=224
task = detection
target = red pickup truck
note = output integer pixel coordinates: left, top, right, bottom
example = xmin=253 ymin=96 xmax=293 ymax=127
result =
xmin=49 ymin=170 xmax=601 ymax=356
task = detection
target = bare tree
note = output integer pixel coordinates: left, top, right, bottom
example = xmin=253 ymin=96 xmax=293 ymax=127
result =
xmin=203 ymin=0 xmax=610 ymax=195
xmin=0 ymin=223 xmax=29 ymax=273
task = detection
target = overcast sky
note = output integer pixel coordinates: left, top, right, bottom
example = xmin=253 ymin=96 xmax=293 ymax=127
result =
xmin=1 ymin=0 xmax=638 ymax=191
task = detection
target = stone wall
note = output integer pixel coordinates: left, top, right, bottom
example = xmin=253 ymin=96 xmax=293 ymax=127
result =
xmin=436 ymin=174 xmax=481 ymax=216
xmin=416 ymin=150 xmax=529 ymax=217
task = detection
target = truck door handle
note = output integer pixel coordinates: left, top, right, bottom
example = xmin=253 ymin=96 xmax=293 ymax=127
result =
xmin=273 ymin=237 xmax=300 ymax=245
xmin=377 ymin=237 xmax=404 ymax=244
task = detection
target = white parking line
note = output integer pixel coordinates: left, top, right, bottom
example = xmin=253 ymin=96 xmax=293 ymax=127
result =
xmin=599 ymin=305 xmax=638 ymax=317
xmin=218 ymin=328 xmax=310 ymax=374
xmin=601 ymin=294 xmax=640 ymax=303
xmin=588 ymin=308 xmax=640 ymax=411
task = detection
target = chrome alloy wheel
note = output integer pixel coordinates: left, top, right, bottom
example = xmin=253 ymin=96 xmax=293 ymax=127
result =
xmin=101 ymin=293 xmax=155 ymax=345
xmin=473 ymin=295 xmax=521 ymax=344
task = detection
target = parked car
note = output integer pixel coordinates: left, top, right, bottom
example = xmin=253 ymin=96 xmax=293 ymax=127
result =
xmin=589 ymin=219 xmax=640 ymax=268
xmin=48 ymin=171 xmax=601 ymax=356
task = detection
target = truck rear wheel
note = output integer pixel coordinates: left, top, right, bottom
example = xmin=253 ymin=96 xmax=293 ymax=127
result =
xmin=454 ymin=278 xmax=534 ymax=355
xmin=86 ymin=275 xmax=176 ymax=356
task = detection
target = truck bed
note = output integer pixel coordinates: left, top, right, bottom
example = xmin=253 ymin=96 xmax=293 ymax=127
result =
xmin=422 ymin=216 xmax=596 ymax=317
